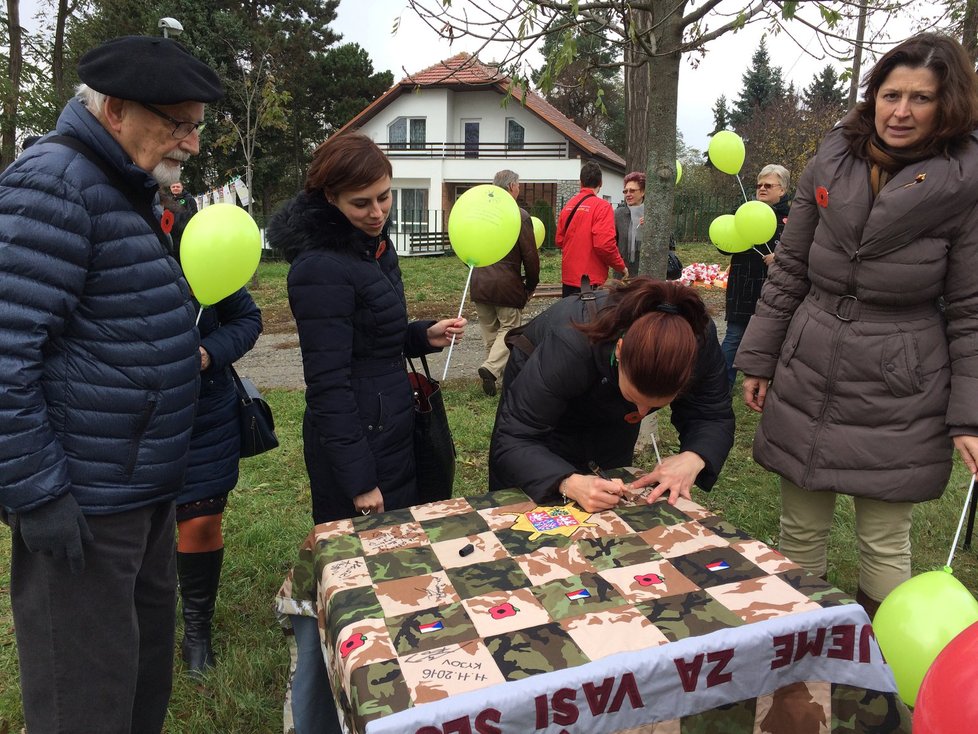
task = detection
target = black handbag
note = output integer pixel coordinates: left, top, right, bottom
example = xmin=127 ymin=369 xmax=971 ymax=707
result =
xmin=407 ymin=355 xmax=456 ymax=503
xmin=230 ymin=366 xmax=279 ymax=457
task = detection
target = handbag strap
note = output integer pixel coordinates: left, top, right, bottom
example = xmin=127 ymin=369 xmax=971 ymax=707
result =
xmin=46 ymin=135 xmax=173 ymax=255
xmin=228 ymin=364 xmax=253 ymax=404
xmin=406 ymin=354 xmax=434 ymax=382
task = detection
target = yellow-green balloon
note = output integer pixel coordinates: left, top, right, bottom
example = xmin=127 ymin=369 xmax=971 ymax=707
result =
xmin=676 ymin=160 xmax=683 ymax=184
xmin=530 ymin=216 xmax=545 ymax=248
xmin=180 ymin=204 xmax=262 ymax=305
xmin=709 ymin=214 xmax=752 ymax=254
xmin=875 ymin=569 xmax=978 ymax=706
xmin=448 ymin=185 xmax=521 ymax=267
xmin=735 ymin=200 xmax=777 ymax=245
xmin=708 ymin=130 xmax=746 ymax=175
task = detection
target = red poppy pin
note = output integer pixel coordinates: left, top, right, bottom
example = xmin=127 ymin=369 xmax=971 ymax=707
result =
xmin=815 ymin=186 xmax=829 ymax=208
xmin=161 ymin=209 xmax=174 ymax=234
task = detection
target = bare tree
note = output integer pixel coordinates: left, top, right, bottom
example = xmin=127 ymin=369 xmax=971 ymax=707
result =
xmin=407 ymin=0 xmax=933 ymax=277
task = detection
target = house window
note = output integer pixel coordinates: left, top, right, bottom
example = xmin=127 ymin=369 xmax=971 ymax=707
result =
xmin=390 ymin=188 xmax=429 ymax=233
xmin=388 ymin=117 xmax=426 ymax=150
xmin=464 ymin=121 xmax=480 ymax=158
xmin=507 ymin=119 xmax=525 ymax=151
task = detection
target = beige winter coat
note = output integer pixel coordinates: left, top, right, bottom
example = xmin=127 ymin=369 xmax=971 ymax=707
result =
xmin=735 ymin=125 xmax=978 ymax=503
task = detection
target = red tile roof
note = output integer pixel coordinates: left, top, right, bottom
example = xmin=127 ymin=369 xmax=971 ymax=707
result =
xmin=335 ymin=52 xmax=625 ymax=169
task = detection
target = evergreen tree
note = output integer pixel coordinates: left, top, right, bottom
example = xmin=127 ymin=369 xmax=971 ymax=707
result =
xmin=531 ymin=16 xmax=625 ymax=153
xmin=802 ymin=64 xmax=847 ymax=112
xmin=730 ymin=37 xmax=787 ymax=128
xmin=709 ymin=95 xmax=730 ymax=135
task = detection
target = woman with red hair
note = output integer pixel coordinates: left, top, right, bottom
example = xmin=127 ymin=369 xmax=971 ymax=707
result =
xmin=489 ymin=278 xmax=733 ymax=512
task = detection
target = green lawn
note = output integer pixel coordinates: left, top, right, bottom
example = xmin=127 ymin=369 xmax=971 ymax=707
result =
xmin=1 ymin=254 xmax=976 ymax=732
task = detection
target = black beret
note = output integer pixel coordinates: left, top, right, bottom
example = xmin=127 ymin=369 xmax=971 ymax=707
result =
xmin=78 ymin=36 xmax=224 ymax=105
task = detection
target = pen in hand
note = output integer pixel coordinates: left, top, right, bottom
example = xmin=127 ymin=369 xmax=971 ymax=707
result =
xmin=589 ymin=461 xmax=627 ymax=500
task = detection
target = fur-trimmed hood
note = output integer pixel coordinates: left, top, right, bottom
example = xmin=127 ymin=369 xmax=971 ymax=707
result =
xmin=267 ymin=190 xmax=391 ymax=263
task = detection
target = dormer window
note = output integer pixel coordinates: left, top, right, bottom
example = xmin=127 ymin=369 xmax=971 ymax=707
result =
xmin=389 ymin=117 xmax=426 ymax=150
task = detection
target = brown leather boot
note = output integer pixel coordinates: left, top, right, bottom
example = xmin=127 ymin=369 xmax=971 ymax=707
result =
xmin=856 ymin=587 xmax=882 ymax=621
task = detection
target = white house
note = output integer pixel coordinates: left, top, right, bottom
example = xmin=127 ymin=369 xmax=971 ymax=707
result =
xmin=337 ymin=53 xmax=626 ymax=255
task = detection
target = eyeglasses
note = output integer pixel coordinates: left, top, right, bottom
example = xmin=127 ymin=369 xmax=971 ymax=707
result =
xmin=622 ymin=188 xmax=642 ymax=195
xmin=140 ymin=103 xmax=205 ymax=139
xmin=756 ymin=182 xmax=781 ymax=190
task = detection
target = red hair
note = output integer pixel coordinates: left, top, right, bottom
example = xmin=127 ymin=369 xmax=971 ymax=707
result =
xmin=576 ymin=278 xmax=709 ymax=397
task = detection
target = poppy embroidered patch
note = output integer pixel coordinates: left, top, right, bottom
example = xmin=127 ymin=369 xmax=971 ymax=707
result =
xmin=161 ymin=209 xmax=174 ymax=234
xmin=815 ymin=186 xmax=829 ymax=208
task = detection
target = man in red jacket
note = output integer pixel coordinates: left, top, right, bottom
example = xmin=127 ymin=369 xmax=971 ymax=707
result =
xmin=556 ymin=160 xmax=627 ymax=297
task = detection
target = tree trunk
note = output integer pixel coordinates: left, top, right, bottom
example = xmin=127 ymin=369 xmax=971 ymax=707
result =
xmin=638 ymin=3 xmax=684 ymax=280
xmin=847 ymin=2 xmax=868 ymax=109
xmin=624 ymin=18 xmax=650 ymax=174
xmin=2 ymin=0 xmax=22 ymax=168
xmin=53 ymin=0 xmax=71 ymax=106
xmin=963 ymin=0 xmax=978 ymax=66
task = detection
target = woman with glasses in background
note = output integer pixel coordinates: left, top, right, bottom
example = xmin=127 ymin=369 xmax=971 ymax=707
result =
xmin=615 ymin=171 xmax=646 ymax=276
xmin=720 ymin=164 xmax=791 ymax=388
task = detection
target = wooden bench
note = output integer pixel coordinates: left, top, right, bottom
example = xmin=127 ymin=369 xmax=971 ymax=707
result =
xmin=407 ymin=231 xmax=451 ymax=256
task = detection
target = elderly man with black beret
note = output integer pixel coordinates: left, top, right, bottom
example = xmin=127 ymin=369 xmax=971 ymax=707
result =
xmin=0 ymin=36 xmax=222 ymax=732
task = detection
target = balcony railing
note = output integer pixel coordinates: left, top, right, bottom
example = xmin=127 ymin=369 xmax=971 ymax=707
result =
xmin=378 ymin=141 xmax=569 ymax=159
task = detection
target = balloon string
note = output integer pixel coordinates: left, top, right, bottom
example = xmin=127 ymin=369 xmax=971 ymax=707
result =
xmin=195 ymin=307 xmax=203 ymax=326
xmin=441 ymin=264 xmax=473 ymax=381
xmin=735 ymin=174 xmax=749 ymax=203
xmin=948 ymin=473 xmax=976 ymax=569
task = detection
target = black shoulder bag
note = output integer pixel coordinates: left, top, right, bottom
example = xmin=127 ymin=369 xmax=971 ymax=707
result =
xmin=407 ymin=355 xmax=456 ymax=503
xmin=230 ymin=366 xmax=279 ymax=457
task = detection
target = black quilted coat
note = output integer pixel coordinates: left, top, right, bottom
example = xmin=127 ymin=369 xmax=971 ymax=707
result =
xmin=269 ymin=192 xmax=437 ymax=523
xmin=489 ymin=290 xmax=735 ymax=502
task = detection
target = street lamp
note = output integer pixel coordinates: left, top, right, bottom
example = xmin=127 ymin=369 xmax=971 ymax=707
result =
xmin=158 ymin=17 xmax=183 ymax=39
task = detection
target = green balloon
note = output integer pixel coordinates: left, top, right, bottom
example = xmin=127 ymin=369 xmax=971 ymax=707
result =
xmin=181 ymin=204 xmax=262 ymax=305
xmin=448 ymin=184 xmax=521 ymax=267
xmin=875 ymin=569 xmax=978 ymax=706
xmin=530 ymin=216 xmax=545 ymax=248
xmin=735 ymin=200 xmax=777 ymax=245
xmin=676 ymin=160 xmax=683 ymax=185
xmin=709 ymin=214 xmax=752 ymax=253
xmin=708 ymin=130 xmax=746 ymax=175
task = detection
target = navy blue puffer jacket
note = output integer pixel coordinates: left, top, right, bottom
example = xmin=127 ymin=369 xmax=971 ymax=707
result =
xmin=269 ymin=192 xmax=436 ymax=523
xmin=0 ymin=99 xmax=200 ymax=515
xmin=177 ymin=288 xmax=262 ymax=506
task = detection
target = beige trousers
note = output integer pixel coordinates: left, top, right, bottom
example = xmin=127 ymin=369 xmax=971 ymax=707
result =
xmin=779 ymin=477 xmax=914 ymax=602
xmin=474 ymin=302 xmax=522 ymax=380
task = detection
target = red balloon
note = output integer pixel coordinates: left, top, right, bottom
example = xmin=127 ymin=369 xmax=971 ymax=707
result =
xmin=914 ymin=620 xmax=978 ymax=733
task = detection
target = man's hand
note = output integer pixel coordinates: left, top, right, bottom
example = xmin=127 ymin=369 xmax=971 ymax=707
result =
xmin=353 ymin=487 xmax=385 ymax=516
xmin=16 ymin=493 xmax=93 ymax=574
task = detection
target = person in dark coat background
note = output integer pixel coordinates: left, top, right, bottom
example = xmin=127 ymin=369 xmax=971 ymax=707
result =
xmin=489 ymin=278 xmax=734 ymax=512
xmin=268 ymin=131 xmax=466 ymax=733
xmin=471 ymin=168 xmax=540 ymax=397
xmin=720 ymin=163 xmax=791 ymax=387
xmin=174 ymin=286 xmax=261 ymax=676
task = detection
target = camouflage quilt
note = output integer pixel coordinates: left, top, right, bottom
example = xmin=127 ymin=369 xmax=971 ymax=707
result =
xmin=275 ymin=484 xmax=910 ymax=734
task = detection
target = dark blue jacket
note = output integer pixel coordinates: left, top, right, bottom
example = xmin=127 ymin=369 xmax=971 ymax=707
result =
xmin=489 ymin=290 xmax=734 ymax=502
xmin=177 ymin=288 xmax=262 ymax=506
xmin=0 ymin=99 xmax=200 ymax=515
xmin=269 ymin=192 xmax=436 ymax=523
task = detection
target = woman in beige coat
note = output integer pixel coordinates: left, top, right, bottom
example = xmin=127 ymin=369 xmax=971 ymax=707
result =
xmin=735 ymin=33 xmax=978 ymax=618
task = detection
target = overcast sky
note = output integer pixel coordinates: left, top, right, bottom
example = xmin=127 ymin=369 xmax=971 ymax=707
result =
xmin=333 ymin=0 xmax=942 ymax=153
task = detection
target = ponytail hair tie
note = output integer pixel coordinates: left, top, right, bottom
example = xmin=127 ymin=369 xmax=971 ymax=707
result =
xmin=657 ymin=302 xmax=679 ymax=315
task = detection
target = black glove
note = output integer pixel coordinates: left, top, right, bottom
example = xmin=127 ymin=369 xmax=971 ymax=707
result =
xmin=16 ymin=493 xmax=93 ymax=574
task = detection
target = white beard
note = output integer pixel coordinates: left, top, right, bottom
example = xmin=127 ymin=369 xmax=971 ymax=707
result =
xmin=152 ymin=159 xmax=183 ymax=187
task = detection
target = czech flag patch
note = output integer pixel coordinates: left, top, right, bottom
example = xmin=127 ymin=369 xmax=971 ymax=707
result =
xmin=565 ymin=588 xmax=591 ymax=601
xmin=706 ymin=560 xmax=730 ymax=572
xmin=418 ymin=620 xmax=444 ymax=633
